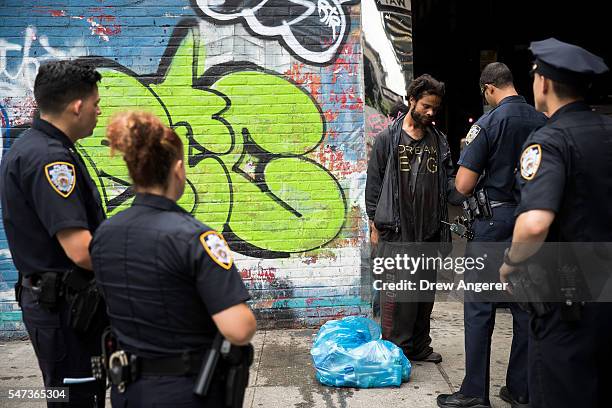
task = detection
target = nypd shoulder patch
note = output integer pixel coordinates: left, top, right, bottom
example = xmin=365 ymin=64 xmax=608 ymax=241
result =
xmin=520 ymin=144 xmax=542 ymax=180
xmin=200 ymin=231 xmax=233 ymax=270
xmin=465 ymin=125 xmax=481 ymax=145
xmin=45 ymin=162 xmax=76 ymax=198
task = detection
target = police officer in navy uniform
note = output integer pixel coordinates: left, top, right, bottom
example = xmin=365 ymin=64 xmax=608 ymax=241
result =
xmin=0 ymin=61 xmax=107 ymax=406
xmin=438 ymin=63 xmax=546 ymax=408
xmin=500 ymin=38 xmax=612 ymax=408
xmin=89 ymin=111 xmax=256 ymax=407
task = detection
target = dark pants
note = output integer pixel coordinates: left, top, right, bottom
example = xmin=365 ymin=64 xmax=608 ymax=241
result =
xmin=459 ymin=206 xmax=529 ymax=402
xmin=528 ymin=303 xmax=612 ymax=408
xmin=21 ymin=288 xmax=107 ymax=407
xmin=111 ymin=375 xmax=226 ymax=407
xmin=461 ymin=300 xmax=529 ymax=401
xmin=380 ymin=296 xmax=435 ymax=359
xmin=378 ymin=238 xmax=438 ymax=359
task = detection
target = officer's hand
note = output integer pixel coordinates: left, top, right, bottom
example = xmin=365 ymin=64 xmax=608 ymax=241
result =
xmin=369 ymin=221 xmax=379 ymax=246
xmin=499 ymin=263 xmax=516 ymax=294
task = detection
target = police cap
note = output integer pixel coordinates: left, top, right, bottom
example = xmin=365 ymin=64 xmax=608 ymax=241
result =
xmin=529 ymin=38 xmax=609 ymax=85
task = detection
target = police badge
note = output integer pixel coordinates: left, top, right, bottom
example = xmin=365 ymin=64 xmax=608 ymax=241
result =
xmin=520 ymin=144 xmax=542 ymax=180
xmin=465 ymin=125 xmax=481 ymax=145
xmin=200 ymin=231 xmax=233 ymax=270
xmin=45 ymin=162 xmax=76 ymax=198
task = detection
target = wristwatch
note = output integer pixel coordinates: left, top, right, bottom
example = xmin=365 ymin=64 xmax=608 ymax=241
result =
xmin=503 ymin=248 xmax=524 ymax=267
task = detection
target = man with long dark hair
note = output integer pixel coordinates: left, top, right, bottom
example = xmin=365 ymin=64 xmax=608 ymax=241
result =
xmin=366 ymin=74 xmax=462 ymax=363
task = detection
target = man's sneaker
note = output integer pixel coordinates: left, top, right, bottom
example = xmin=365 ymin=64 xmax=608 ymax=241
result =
xmin=436 ymin=392 xmax=491 ymax=408
xmin=499 ymin=386 xmax=530 ymax=408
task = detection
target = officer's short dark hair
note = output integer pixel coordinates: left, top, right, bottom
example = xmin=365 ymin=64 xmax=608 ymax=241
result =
xmin=34 ymin=60 xmax=101 ymax=115
xmin=550 ymin=80 xmax=588 ymax=100
xmin=480 ymin=62 xmax=514 ymax=89
xmin=406 ymin=74 xmax=445 ymax=102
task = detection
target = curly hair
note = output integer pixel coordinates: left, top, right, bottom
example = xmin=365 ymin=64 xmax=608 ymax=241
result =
xmin=406 ymin=74 xmax=445 ymax=102
xmin=106 ymin=112 xmax=183 ymax=188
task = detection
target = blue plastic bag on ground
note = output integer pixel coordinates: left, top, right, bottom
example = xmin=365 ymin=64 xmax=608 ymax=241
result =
xmin=310 ymin=316 xmax=411 ymax=388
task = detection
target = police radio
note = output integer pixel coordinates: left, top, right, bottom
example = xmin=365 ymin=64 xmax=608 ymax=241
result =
xmin=441 ymin=220 xmax=474 ymax=240
xmin=444 ymin=188 xmax=493 ymax=240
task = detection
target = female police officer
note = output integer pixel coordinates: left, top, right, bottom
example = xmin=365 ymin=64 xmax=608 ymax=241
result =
xmin=89 ymin=111 xmax=256 ymax=407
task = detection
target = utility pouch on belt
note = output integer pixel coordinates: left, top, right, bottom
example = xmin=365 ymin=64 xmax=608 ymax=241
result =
xmin=64 ymin=268 xmax=101 ymax=333
xmin=223 ymin=343 xmax=254 ymax=408
xmin=194 ymin=332 xmax=254 ymax=408
xmin=508 ymin=264 xmax=553 ymax=317
xmin=30 ymin=272 xmax=61 ymax=310
xmin=93 ymin=328 xmax=138 ymax=393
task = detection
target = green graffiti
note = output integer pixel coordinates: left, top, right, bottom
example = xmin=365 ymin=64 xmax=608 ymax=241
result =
xmin=77 ymin=22 xmax=346 ymax=256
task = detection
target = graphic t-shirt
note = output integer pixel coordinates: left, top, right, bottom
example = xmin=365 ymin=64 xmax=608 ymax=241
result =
xmin=398 ymin=128 xmax=440 ymax=241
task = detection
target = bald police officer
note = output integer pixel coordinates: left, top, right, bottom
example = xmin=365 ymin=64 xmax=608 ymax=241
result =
xmin=500 ymin=38 xmax=612 ymax=408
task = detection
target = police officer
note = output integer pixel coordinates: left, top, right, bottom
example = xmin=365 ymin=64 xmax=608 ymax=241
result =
xmin=0 ymin=61 xmax=107 ymax=406
xmin=499 ymin=38 xmax=612 ymax=408
xmin=89 ymin=111 xmax=256 ymax=407
xmin=438 ymin=63 xmax=546 ymax=408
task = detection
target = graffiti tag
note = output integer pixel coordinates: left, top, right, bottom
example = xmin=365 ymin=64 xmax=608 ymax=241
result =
xmin=77 ymin=20 xmax=346 ymax=258
xmin=191 ymin=0 xmax=357 ymax=65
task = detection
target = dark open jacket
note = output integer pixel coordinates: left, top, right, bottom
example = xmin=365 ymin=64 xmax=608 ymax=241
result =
xmin=365 ymin=113 xmax=463 ymax=249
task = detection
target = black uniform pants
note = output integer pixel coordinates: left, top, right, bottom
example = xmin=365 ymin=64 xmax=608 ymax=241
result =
xmin=460 ymin=300 xmax=528 ymax=401
xmin=21 ymin=288 xmax=107 ymax=407
xmin=111 ymin=375 xmax=226 ymax=407
xmin=528 ymin=302 xmax=612 ymax=408
xmin=459 ymin=206 xmax=529 ymax=402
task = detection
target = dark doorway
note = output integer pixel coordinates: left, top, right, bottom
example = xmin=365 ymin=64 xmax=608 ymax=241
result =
xmin=411 ymin=0 xmax=612 ymax=157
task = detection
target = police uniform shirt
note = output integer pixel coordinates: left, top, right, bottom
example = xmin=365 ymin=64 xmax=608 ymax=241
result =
xmin=516 ymin=101 xmax=612 ymax=241
xmin=0 ymin=118 xmax=105 ymax=277
xmin=458 ymin=96 xmax=547 ymax=202
xmin=90 ymin=193 xmax=251 ymax=358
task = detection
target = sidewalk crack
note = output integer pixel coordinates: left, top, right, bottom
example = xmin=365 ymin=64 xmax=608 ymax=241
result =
xmin=436 ymin=362 xmax=456 ymax=393
xmin=248 ymin=329 xmax=266 ymax=407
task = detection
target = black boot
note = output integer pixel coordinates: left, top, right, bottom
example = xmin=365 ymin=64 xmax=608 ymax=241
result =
xmin=436 ymin=392 xmax=491 ymax=408
xmin=499 ymin=386 xmax=530 ymax=408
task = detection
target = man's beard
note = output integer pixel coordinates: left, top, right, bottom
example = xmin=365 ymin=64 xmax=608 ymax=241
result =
xmin=410 ymin=109 xmax=432 ymax=128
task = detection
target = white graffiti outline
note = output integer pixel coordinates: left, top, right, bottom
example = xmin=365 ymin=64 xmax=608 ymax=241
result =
xmin=0 ymin=27 xmax=39 ymax=97
xmin=194 ymin=0 xmax=351 ymax=64
xmin=0 ymin=26 xmax=85 ymax=97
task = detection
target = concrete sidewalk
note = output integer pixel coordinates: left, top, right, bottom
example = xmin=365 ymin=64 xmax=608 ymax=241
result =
xmin=0 ymin=302 xmax=517 ymax=408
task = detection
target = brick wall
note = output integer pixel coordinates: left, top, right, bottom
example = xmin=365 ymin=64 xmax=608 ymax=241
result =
xmin=0 ymin=0 xmax=368 ymax=338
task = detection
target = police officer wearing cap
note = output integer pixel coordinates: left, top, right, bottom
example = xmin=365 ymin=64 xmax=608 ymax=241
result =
xmin=437 ymin=63 xmax=546 ymax=408
xmin=89 ymin=111 xmax=256 ymax=407
xmin=0 ymin=60 xmax=107 ymax=407
xmin=500 ymin=38 xmax=612 ymax=408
